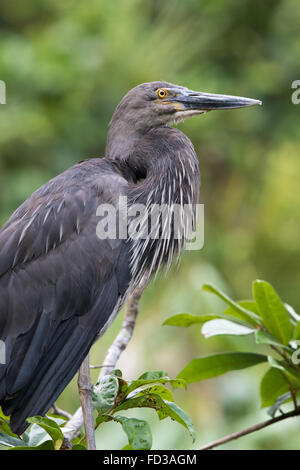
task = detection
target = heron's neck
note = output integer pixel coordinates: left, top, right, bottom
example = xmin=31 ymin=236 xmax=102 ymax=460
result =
xmin=106 ymin=126 xmax=199 ymax=206
xmin=105 ymin=122 xmax=141 ymax=163
xmin=117 ymin=126 xmax=200 ymax=284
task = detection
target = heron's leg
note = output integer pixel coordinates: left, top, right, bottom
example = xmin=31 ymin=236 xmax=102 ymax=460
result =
xmin=78 ymin=354 xmax=96 ymax=450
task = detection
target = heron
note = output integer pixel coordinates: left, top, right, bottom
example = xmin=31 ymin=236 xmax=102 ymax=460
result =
xmin=0 ymin=81 xmax=261 ymax=434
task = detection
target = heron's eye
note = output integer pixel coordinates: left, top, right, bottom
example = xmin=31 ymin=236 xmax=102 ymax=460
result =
xmin=157 ymin=89 xmax=167 ymax=99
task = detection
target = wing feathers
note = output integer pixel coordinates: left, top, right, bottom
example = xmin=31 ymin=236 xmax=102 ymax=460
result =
xmin=0 ymin=160 xmax=132 ymax=434
xmin=6 ymin=276 xmax=120 ymax=435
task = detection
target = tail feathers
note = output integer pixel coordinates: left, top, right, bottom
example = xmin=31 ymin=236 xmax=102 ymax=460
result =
xmin=8 ymin=326 xmax=97 ymax=435
xmin=1 ymin=278 xmax=119 ymax=435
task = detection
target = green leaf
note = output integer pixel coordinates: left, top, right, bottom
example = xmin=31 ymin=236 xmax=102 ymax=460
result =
xmin=93 ymin=374 xmax=119 ymax=413
xmin=293 ymin=323 xmax=300 ymax=340
xmin=9 ymin=440 xmax=55 ymax=450
xmin=0 ymin=432 xmax=25 ymax=448
xmin=114 ymin=416 xmax=152 ymax=450
xmin=126 ymin=371 xmax=186 ymax=395
xmin=26 ymin=416 xmax=64 ymax=450
xmin=113 ymin=393 xmax=195 ymax=441
xmin=0 ymin=417 xmax=20 ymax=440
xmin=95 ymin=414 xmax=113 ymax=428
xmin=163 ymin=313 xmax=219 ymax=327
xmin=268 ymin=356 xmax=300 ymax=387
xmin=157 ymin=400 xmax=196 ymax=442
xmin=23 ymin=423 xmax=48 ymax=447
xmin=177 ymin=352 xmax=267 ymax=383
xmin=260 ymin=367 xmax=291 ymax=407
xmin=202 ymin=319 xmax=255 ymax=338
xmin=228 ymin=300 xmax=260 ymax=315
xmin=138 ymin=371 xmax=168 ymax=381
xmin=128 ymin=384 xmax=174 ymax=402
xmin=252 ymin=280 xmax=293 ymax=345
xmin=255 ymin=329 xmax=289 ymax=349
xmin=202 ymin=284 xmax=261 ymax=326
xmin=122 ymin=443 xmax=133 ymax=450
xmin=113 ymin=393 xmax=164 ymax=413
xmin=223 ymin=300 xmax=261 ymax=321
xmin=22 ymin=417 xmax=64 ymax=448
xmin=110 ymin=369 xmax=123 ymax=378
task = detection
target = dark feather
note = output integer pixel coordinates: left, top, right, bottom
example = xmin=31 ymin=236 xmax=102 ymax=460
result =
xmin=0 ymin=158 xmax=132 ymax=434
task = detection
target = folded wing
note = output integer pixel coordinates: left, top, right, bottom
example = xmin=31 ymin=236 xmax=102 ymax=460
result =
xmin=0 ymin=160 xmax=132 ymax=434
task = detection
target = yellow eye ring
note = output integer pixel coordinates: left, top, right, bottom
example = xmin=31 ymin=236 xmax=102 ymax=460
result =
xmin=157 ymin=89 xmax=167 ymax=99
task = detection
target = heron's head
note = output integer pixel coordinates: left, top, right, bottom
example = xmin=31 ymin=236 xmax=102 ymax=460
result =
xmin=110 ymin=81 xmax=261 ymax=133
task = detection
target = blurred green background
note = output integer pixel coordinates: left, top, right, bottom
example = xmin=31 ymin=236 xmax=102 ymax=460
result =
xmin=0 ymin=0 xmax=299 ymax=449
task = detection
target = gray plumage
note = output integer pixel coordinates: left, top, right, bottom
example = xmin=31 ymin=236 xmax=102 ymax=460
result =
xmin=0 ymin=81 xmax=261 ymax=434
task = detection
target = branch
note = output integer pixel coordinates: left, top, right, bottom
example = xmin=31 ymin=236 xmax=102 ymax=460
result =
xmin=51 ymin=404 xmax=72 ymax=421
xmin=98 ymin=274 xmax=149 ymax=379
xmin=199 ymin=407 xmax=300 ymax=450
xmin=63 ymin=273 xmax=149 ymax=442
xmin=78 ymin=354 xmax=96 ymax=450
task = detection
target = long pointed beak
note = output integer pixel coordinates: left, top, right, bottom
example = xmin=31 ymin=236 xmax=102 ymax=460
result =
xmin=170 ymin=89 xmax=262 ymax=111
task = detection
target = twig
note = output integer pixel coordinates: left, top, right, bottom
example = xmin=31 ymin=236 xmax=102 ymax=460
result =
xmin=78 ymin=354 xmax=96 ymax=450
xmin=199 ymin=407 xmax=300 ymax=450
xmin=98 ymin=274 xmax=149 ymax=379
xmin=63 ymin=272 xmax=149 ymax=443
xmin=89 ymin=364 xmax=115 ymax=369
xmin=62 ymin=405 xmax=84 ymax=441
xmin=51 ymin=404 xmax=72 ymax=421
xmin=290 ymin=387 xmax=298 ymax=410
xmin=270 ymin=345 xmax=293 ymax=365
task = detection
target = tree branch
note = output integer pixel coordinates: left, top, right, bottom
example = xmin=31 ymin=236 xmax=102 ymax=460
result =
xmin=78 ymin=354 xmax=96 ymax=450
xmin=51 ymin=404 xmax=72 ymax=421
xmin=63 ymin=273 xmax=149 ymax=443
xmin=199 ymin=407 xmax=300 ymax=450
xmin=98 ymin=274 xmax=149 ymax=379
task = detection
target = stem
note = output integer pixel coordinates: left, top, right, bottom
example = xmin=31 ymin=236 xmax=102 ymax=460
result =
xmin=89 ymin=364 xmax=115 ymax=369
xmin=78 ymin=355 xmax=96 ymax=450
xmin=270 ymin=345 xmax=299 ymax=372
xmin=98 ymin=274 xmax=149 ymax=380
xmin=290 ymin=387 xmax=298 ymax=410
xmin=51 ymin=405 xmax=72 ymax=421
xmin=199 ymin=408 xmax=300 ymax=450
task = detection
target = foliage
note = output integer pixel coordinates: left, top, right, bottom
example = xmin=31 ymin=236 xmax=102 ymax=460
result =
xmin=2 ymin=278 xmax=298 ymax=450
xmin=0 ymin=370 xmax=194 ymax=450
xmin=165 ymin=279 xmax=300 ymax=423
xmin=94 ymin=370 xmax=194 ymax=450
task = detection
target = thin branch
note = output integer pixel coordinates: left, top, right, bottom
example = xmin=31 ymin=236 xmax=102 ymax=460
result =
xmin=98 ymin=274 xmax=149 ymax=379
xmin=62 ymin=405 xmax=84 ymax=441
xmin=78 ymin=354 xmax=96 ymax=450
xmin=51 ymin=404 xmax=72 ymax=421
xmin=199 ymin=407 xmax=300 ymax=450
xmin=270 ymin=345 xmax=293 ymax=365
xmin=63 ymin=272 xmax=149 ymax=443
xmin=290 ymin=387 xmax=298 ymax=410
xmin=89 ymin=364 xmax=115 ymax=369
